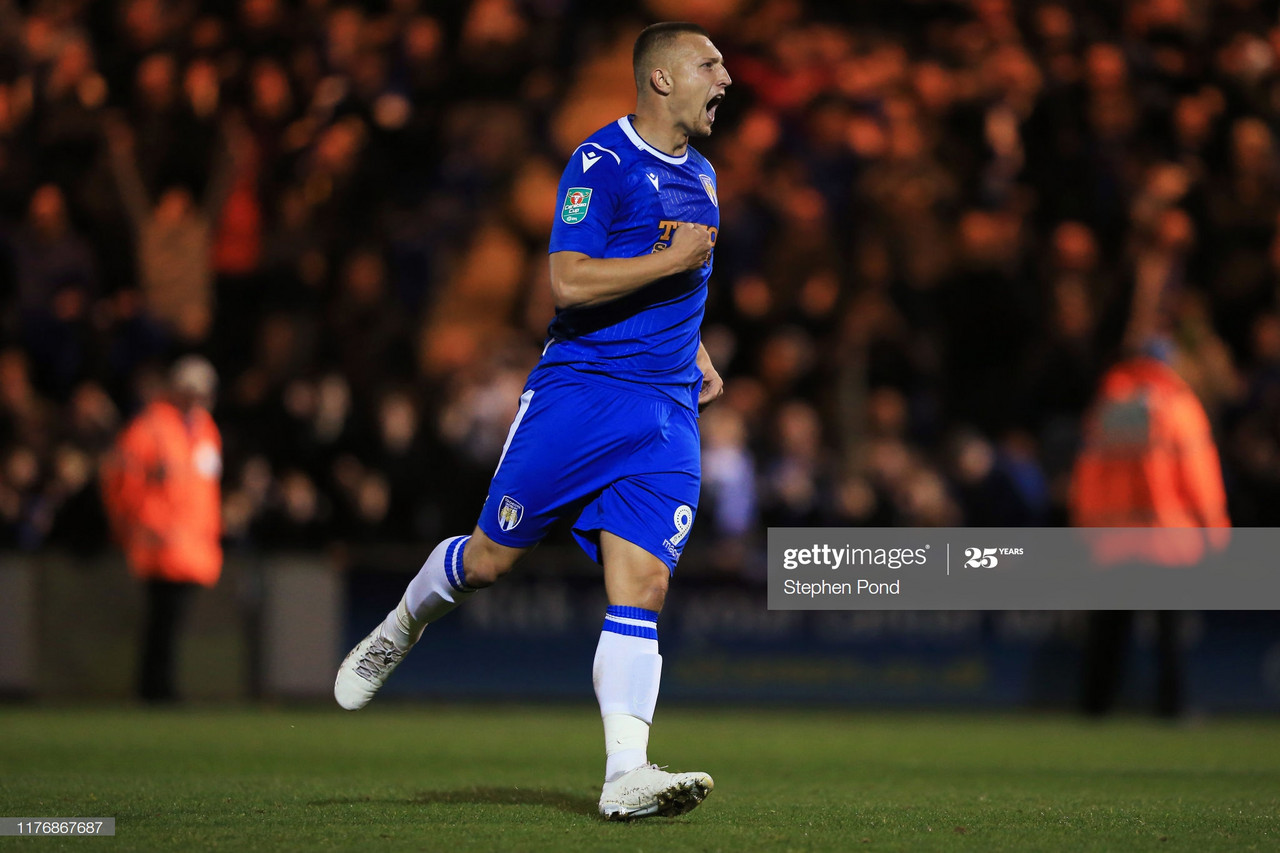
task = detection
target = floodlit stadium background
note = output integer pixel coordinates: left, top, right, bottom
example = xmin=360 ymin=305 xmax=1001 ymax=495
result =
xmin=2 ymin=0 xmax=1280 ymax=711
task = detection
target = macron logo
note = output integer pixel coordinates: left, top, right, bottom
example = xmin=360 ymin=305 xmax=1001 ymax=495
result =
xmin=647 ymin=173 xmax=660 ymax=192
xmin=577 ymin=143 xmax=620 ymax=174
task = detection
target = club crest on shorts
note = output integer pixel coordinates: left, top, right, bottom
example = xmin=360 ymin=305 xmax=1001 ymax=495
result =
xmin=561 ymin=187 xmax=592 ymax=223
xmin=497 ymin=495 xmax=524 ymax=531
xmin=699 ymin=174 xmax=718 ymax=207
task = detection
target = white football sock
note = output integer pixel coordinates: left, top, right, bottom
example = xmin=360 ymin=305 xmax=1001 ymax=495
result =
xmin=381 ymin=535 xmax=474 ymax=651
xmin=601 ymin=713 xmax=651 ymax=781
xmin=593 ymin=606 xmax=662 ymax=781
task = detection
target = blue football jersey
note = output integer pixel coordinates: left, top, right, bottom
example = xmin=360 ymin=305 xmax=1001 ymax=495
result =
xmin=544 ymin=116 xmax=720 ymax=410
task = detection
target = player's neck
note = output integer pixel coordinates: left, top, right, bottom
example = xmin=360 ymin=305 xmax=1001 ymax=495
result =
xmin=630 ymin=112 xmax=689 ymax=158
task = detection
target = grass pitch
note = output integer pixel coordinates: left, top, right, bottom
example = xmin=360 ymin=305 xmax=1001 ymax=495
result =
xmin=0 ymin=705 xmax=1277 ymax=852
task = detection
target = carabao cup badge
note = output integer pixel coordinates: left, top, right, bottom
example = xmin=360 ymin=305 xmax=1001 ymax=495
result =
xmin=561 ymin=187 xmax=592 ymax=223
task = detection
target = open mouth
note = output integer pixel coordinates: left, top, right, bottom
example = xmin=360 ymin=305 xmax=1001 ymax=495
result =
xmin=706 ymin=93 xmax=724 ymax=122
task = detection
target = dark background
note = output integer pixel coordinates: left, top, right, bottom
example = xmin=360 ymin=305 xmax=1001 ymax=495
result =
xmin=2 ymin=0 xmax=1279 ymax=710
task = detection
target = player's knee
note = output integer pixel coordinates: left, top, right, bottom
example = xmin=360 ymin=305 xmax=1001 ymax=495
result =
xmin=634 ymin=564 xmax=670 ymax=612
xmin=462 ymin=536 xmax=520 ymax=587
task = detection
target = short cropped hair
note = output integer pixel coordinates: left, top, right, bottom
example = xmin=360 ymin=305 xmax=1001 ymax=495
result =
xmin=633 ymin=22 xmax=711 ymax=91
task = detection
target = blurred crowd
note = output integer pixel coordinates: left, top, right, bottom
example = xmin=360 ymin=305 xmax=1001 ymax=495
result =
xmin=3 ymin=0 xmax=1280 ymax=569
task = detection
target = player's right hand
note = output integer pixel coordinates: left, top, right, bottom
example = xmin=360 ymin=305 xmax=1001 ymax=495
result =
xmin=667 ymin=222 xmax=714 ymax=272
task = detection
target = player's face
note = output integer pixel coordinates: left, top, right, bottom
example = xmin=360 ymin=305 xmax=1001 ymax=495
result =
xmin=668 ymin=34 xmax=731 ymax=138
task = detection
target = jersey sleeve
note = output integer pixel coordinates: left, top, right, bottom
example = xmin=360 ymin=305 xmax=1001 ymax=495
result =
xmin=549 ymin=143 xmax=625 ymax=257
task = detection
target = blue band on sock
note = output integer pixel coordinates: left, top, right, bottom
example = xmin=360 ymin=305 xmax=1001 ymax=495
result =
xmin=602 ymin=619 xmax=659 ymax=640
xmin=605 ymin=605 xmax=659 ymax=624
xmin=444 ymin=536 xmax=473 ymax=593
xmin=602 ymin=606 xmax=658 ymax=640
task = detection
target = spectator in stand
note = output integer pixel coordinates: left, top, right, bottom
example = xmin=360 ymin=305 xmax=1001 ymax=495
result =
xmin=4 ymin=184 xmax=98 ymax=398
xmin=104 ymin=111 xmax=248 ymax=346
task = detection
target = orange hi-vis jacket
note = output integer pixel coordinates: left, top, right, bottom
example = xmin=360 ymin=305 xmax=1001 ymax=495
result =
xmin=101 ymin=400 xmax=223 ymax=586
xmin=1069 ymin=356 xmax=1230 ymax=566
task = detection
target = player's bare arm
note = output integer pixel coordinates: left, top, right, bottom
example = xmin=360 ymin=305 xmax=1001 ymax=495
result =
xmin=696 ymin=341 xmax=723 ymax=408
xmin=550 ymin=223 xmax=713 ymax=309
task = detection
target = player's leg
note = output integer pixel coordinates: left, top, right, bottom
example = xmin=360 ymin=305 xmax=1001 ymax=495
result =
xmin=334 ymin=529 xmax=529 ymax=711
xmin=336 ymin=373 xmax=601 ymax=710
xmin=389 ymin=528 xmax=525 ymax=644
xmin=587 ymin=395 xmax=711 ymax=820
xmin=594 ymin=532 xmax=712 ymax=819
xmin=601 ymin=530 xmax=670 ymax=611
xmin=387 ymin=527 xmax=527 ymax=642
xmin=596 ymin=531 xmax=668 ymax=778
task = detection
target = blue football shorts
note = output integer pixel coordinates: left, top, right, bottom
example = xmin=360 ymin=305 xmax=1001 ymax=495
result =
xmin=476 ymin=367 xmax=700 ymax=572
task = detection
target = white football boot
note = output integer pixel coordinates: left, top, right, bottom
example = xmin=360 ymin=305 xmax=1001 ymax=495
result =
xmin=334 ymin=627 xmax=407 ymax=711
xmin=598 ymin=764 xmax=714 ymax=820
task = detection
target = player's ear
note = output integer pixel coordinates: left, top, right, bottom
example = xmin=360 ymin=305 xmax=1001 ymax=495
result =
xmin=650 ymin=67 xmax=673 ymax=96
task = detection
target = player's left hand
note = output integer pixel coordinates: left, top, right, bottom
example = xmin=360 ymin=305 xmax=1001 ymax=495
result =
xmin=698 ymin=366 xmax=723 ymax=410
xmin=696 ymin=343 xmax=723 ymax=410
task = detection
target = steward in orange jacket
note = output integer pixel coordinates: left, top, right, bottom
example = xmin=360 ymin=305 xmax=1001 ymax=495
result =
xmin=102 ymin=358 xmax=223 ymax=585
xmin=1071 ymin=352 xmax=1228 ymax=717
xmin=1070 ymin=354 xmax=1230 ymax=566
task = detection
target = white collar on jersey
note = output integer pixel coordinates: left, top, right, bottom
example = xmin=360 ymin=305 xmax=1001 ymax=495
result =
xmin=618 ymin=116 xmax=689 ymax=165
